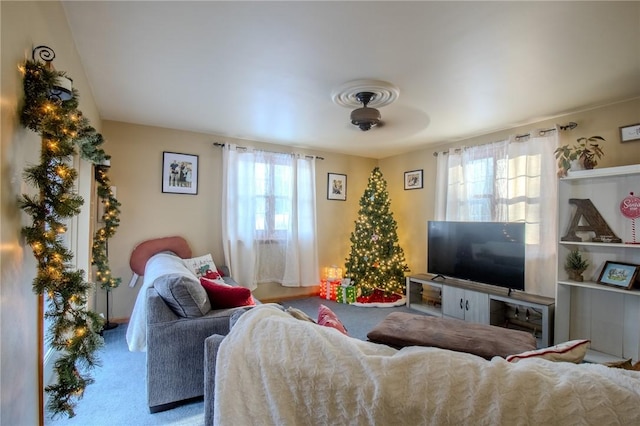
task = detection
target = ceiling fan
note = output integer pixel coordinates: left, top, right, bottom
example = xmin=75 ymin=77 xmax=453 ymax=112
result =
xmin=350 ymin=91 xmax=382 ymax=131
xmin=331 ymin=79 xmax=398 ymax=131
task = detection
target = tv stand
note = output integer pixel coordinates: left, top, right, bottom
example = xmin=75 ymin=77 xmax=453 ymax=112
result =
xmin=406 ymin=274 xmax=555 ymax=348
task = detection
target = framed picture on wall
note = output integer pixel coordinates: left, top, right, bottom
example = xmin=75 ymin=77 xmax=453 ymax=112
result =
xmin=162 ymin=151 xmax=199 ymax=195
xmin=620 ymin=123 xmax=640 ymax=143
xmin=404 ymin=169 xmax=423 ymax=190
xmin=327 ymin=173 xmax=347 ymax=201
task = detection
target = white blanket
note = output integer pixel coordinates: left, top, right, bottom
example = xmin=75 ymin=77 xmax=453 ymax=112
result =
xmin=125 ymin=252 xmax=191 ymax=351
xmin=214 ymin=304 xmax=640 ymax=425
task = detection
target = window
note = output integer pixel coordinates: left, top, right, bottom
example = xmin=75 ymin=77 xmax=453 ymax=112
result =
xmin=254 ymin=161 xmax=292 ymax=240
xmin=449 ymin=156 xmax=501 ymax=222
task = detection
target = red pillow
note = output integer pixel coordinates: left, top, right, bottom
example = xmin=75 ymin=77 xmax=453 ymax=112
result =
xmin=317 ymin=304 xmax=348 ymax=335
xmin=200 ymin=277 xmax=256 ymax=309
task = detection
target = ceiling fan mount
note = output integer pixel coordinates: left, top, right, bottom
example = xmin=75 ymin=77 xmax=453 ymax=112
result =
xmin=350 ymin=91 xmax=382 ymax=131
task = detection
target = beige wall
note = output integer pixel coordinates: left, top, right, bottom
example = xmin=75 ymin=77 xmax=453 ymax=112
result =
xmin=101 ymin=121 xmax=377 ymax=317
xmin=104 ymin=98 xmax=639 ymax=317
xmin=1 ymin=1 xmax=101 ymax=424
xmin=379 ymin=98 xmax=640 ymax=285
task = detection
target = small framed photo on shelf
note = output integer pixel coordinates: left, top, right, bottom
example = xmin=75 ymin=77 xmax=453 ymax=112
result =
xmin=327 ymin=173 xmax=347 ymax=201
xmin=404 ymin=169 xmax=423 ymax=190
xmin=620 ymin=123 xmax=640 ymax=143
xmin=162 ymin=151 xmax=199 ymax=195
xmin=597 ymin=261 xmax=640 ymax=290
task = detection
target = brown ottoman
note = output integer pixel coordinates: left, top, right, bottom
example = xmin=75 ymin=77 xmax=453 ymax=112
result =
xmin=367 ymin=312 xmax=537 ymax=359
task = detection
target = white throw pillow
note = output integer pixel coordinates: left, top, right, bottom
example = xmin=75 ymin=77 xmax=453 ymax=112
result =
xmin=506 ymin=339 xmax=590 ymax=363
xmin=183 ymin=253 xmax=217 ymax=278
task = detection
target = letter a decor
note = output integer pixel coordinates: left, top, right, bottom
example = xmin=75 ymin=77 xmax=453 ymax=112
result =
xmin=561 ymin=199 xmax=621 ymax=243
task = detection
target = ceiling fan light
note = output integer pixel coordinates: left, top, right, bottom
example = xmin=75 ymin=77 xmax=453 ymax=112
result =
xmin=350 ymin=106 xmax=381 ymax=131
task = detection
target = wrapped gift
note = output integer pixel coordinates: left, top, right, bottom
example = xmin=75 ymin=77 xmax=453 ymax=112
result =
xmin=319 ymin=279 xmax=340 ymax=301
xmin=336 ymin=285 xmax=357 ymax=304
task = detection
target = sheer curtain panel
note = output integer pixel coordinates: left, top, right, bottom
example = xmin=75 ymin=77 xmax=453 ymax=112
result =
xmin=222 ymin=144 xmax=319 ymax=290
xmin=433 ymin=131 xmax=558 ymax=297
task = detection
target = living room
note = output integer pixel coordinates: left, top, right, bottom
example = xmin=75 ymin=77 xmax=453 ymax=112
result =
xmin=2 ymin=1 xmax=640 ymax=425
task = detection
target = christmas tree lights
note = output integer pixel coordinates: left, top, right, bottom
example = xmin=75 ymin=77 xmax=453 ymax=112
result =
xmin=20 ymin=54 xmax=121 ymax=418
xmin=344 ymin=167 xmax=409 ymax=301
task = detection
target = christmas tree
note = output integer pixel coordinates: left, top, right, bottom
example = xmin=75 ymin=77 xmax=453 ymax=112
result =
xmin=345 ymin=167 xmax=409 ymax=302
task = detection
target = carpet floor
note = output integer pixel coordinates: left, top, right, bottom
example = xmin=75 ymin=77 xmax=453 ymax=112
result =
xmin=44 ymin=297 xmax=421 ymax=426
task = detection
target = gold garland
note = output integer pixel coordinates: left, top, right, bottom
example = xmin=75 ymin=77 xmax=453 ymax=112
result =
xmin=20 ymin=57 xmax=121 ymax=417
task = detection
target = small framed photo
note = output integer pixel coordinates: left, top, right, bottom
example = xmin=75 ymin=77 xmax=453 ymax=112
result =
xmin=162 ymin=152 xmax=198 ymax=195
xmin=620 ymin=123 xmax=640 ymax=143
xmin=597 ymin=261 xmax=640 ymax=289
xmin=404 ymin=169 xmax=423 ymax=190
xmin=327 ymin=173 xmax=347 ymax=201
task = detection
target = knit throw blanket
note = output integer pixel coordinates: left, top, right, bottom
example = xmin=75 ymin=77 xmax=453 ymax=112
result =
xmin=214 ymin=304 xmax=640 ymax=425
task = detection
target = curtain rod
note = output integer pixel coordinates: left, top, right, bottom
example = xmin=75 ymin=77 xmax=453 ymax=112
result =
xmin=433 ymin=121 xmax=578 ymax=156
xmin=514 ymin=121 xmax=577 ymax=141
xmin=212 ymin=142 xmax=324 ymax=160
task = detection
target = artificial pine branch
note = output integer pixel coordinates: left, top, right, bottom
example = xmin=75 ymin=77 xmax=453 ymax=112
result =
xmin=92 ymin=163 xmax=122 ymax=290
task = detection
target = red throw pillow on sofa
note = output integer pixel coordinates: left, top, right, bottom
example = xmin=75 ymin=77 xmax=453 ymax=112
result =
xmin=200 ymin=277 xmax=256 ymax=309
xmin=317 ymin=304 xmax=348 ymax=335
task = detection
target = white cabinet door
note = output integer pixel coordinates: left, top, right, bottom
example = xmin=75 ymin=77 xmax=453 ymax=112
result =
xmin=442 ymin=285 xmax=489 ymax=323
xmin=442 ymin=285 xmax=465 ymax=320
xmin=463 ymin=289 xmax=489 ymax=324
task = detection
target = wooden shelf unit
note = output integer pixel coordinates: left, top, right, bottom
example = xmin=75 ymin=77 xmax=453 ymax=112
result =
xmin=555 ymin=164 xmax=640 ymax=363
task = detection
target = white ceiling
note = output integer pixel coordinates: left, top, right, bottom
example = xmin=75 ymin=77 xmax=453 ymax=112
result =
xmin=62 ymin=1 xmax=640 ymax=159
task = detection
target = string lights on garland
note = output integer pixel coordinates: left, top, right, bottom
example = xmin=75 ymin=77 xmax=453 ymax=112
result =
xmin=344 ymin=167 xmax=409 ymax=303
xmin=93 ymin=163 xmax=121 ymax=291
xmin=19 ymin=45 xmax=121 ymax=418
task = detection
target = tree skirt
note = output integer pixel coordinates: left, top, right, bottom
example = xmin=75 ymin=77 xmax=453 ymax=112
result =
xmin=352 ymin=297 xmax=406 ymax=308
xmin=353 ymin=289 xmax=406 ymax=308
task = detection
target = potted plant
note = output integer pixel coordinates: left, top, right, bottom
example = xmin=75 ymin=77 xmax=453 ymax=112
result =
xmin=564 ymin=249 xmax=589 ymax=282
xmin=555 ymin=136 xmax=605 ymax=177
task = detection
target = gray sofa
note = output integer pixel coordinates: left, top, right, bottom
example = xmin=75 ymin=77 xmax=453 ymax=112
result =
xmin=146 ymin=278 xmax=252 ymax=413
xmin=204 ymin=334 xmax=225 ymax=425
xmin=203 ymin=308 xmax=250 ymax=423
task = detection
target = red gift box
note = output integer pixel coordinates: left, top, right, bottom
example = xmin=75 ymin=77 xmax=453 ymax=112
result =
xmin=319 ymin=279 xmax=341 ymax=301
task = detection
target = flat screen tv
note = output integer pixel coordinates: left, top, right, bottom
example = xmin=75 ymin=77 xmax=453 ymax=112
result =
xmin=427 ymin=221 xmax=525 ymax=292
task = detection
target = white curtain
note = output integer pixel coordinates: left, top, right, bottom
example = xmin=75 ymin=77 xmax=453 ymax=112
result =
xmin=222 ymin=144 xmax=319 ymax=290
xmin=433 ymin=130 xmax=558 ymax=297
xmin=440 ymin=141 xmax=509 ymax=222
